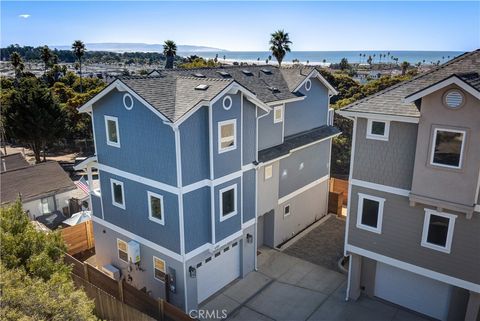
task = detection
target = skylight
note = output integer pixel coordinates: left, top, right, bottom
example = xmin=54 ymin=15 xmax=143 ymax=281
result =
xmin=261 ymin=69 xmax=272 ymax=74
xmin=195 ymin=84 xmax=209 ymax=90
xmin=193 ymin=73 xmax=206 ymax=78
xmin=217 ymin=71 xmax=230 ymax=77
xmin=242 ymin=69 xmax=253 ymax=75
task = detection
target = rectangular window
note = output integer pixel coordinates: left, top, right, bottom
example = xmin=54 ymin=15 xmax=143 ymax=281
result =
xmin=366 ymin=119 xmax=390 ymax=141
xmin=41 ymin=196 xmax=55 ymax=214
xmin=430 ymin=128 xmax=465 ymax=169
xmin=273 ymin=105 xmax=284 ymax=123
xmin=153 ymin=256 xmax=166 ymax=282
xmin=356 ymin=193 xmax=385 ymax=234
xmin=283 ymin=204 xmax=291 ymax=217
xmin=110 ymin=179 xmax=125 ymax=209
xmin=148 ymin=191 xmax=164 ymax=225
xmin=117 ymin=239 xmax=128 ymax=263
xmin=264 ymin=165 xmax=273 ymax=180
xmin=421 ymin=209 xmax=456 ymax=253
xmin=218 ymin=119 xmax=236 ymax=153
xmin=105 ymin=116 xmax=120 ymax=147
xmin=219 ymin=184 xmax=237 ymax=221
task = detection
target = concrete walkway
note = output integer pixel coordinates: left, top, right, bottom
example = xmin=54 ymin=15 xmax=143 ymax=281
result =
xmin=200 ymin=248 xmax=429 ymax=321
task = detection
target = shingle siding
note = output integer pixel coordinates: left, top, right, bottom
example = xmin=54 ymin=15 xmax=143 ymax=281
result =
xmin=352 ymin=118 xmax=417 ymax=190
xmin=347 ymin=185 xmax=480 ymax=284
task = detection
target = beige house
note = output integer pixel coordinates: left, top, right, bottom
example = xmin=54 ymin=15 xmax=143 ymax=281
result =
xmin=338 ymin=50 xmax=480 ymax=321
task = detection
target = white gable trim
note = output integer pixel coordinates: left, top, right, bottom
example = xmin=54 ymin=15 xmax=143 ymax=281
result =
xmin=293 ymin=69 xmax=338 ymax=95
xmin=337 ymin=110 xmax=420 ymax=124
xmin=404 ymin=76 xmax=480 ymax=103
xmin=73 ymin=156 xmax=98 ymax=171
xmin=78 ymin=79 xmax=173 ymax=125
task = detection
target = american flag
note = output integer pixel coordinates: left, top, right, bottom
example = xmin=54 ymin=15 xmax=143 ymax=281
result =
xmin=75 ymin=176 xmax=90 ymax=194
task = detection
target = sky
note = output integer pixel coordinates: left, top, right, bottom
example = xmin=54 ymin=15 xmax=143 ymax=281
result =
xmin=1 ymin=1 xmax=479 ymax=51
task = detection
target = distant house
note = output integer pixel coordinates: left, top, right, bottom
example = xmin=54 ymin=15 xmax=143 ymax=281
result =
xmin=1 ymin=160 xmax=83 ymax=218
xmin=1 ymin=152 xmax=29 ymax=172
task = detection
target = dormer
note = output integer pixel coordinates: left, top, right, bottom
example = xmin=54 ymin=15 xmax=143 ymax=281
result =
xmin=406 ymin=73 xmax=480 ymax=218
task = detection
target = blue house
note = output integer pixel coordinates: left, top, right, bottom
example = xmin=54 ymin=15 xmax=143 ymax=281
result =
xmin=76 ymin=65 xmax=339 ymax=311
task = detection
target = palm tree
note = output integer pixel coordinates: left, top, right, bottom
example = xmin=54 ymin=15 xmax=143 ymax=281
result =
xmin=71 ymin=40 xmax=86 ymax=92
xmin=401 ymin=61 xmax=410 ymax=75
xmin=269 ymin=30 xmax=292 ymax=67
xmin=163 ymin=40 xmax=177 ymax=69
xmin=10 ymin=52 xmax=24 ymax=82
xmin=40 ymin=46 xmax=52 ymax=75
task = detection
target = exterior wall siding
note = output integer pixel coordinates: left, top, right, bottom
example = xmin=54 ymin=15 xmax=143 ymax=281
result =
xmin=214 ymin=177 xmax=242 ymax=242
xmin=242 ymin=169 xmax=256 ymax=223
xmin=99 ymin=170 xmax=181 ymax=254
xmin=278 ymin=140 xmax=330 ymax=198
xmin=212 ymin=93 xmax=242 ymax=179
xmin=347 ymin=185 xmax=480 ymax=284
xmin=352 ymin=118 xmax=418 ymax=190
xmin=257 ymin=109 xmax=283 ymax=150
xmin=284 ymin=78 xmax=329 ymax=136
xmin=91 ymin=193 xmax=102 ymax=218
xmin=183 ymin=187 xmax=211 ymax=252
xmin=257 ymin=161 xmax=280 ymax=216
xmin=92 ymin=90 xmax=177 ymax=186
xmin=242 ymin=100 xmax=257 ymax=166
xmin=180 ymin=106 xmax=210 ymax=186
xmin=93 ymin=221 xmax=186 ymax=309
xmin=410 ymin=84 xmax=480 ymax=206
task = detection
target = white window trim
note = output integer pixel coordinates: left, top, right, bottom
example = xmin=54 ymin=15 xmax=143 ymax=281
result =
xmin=222 ymin=95 xmax=233 ymax=110
xmin=273 ymin=105 xmax=284 ymax=123
xmin=105 ymin=115 xmax=120 ymax=148
xmin=356 ymin=193 xmax=385 ymax=234
xmin=218 ymin=119 xmax=237 ymax=154
xmin=421 ymin=209 xmax=457 ymax=254
xmin=366 ymin=119 xmax=390 ymax=141
xmin=305 ymin=79 xmax=312 ymax=91
xmin=123 ymin=93 xmax=134 ymax=110
xmin=219 ymin=184 xmax=237 ymax=222
xmin=283 ymin=204 xmax=291 ymax=217
xmin=429 ymin=127 xmax=466 ymax=170
xmin=264 ymin=165 xmax=273 ymax=180
xmin=110 ymin=178 xmax=125 ymax=209
xmin=152 ymin=256 xmax=166 ymax=282
xmin=117 ymin=238 xmax=128 ymax=263
xmin=147 ymin=191 xmax=165 ymax=225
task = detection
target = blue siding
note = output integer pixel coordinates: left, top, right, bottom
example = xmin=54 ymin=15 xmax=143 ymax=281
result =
xmin=258 ymin=109 xmax=283 ymax=150
xmin=242 ymin=169 xmax=256 ymax=222
xmin=212 ymin=93 xmax=242 ymax=179
xmin=278 ymin=140 xmax=330 ymax=198
xmin=214 ymin=177 xmax=242 ymax=242
xmin=180 ymin=106 xmax=210 ymax=186
xmin=284 ymin=78 xmax=329 ymax=136
xmin=99 ymin=170 xmax=181 ymax=253
xmin=91 ymin=194 xmax=102 ymax=218
xmin=183 ymin=187 xmax=212 ymax=252
xmin=242 ymin=100 xmax=257 ymax=165
xmin=93 ymin=90 xmax=177 ymax=186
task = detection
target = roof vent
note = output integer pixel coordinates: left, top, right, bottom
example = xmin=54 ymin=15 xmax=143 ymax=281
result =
xmin=261 ymin=69 xmax=271 ymax=74
xmin=193 ymin=73 xmax=206 ymax=78
xmin=216 ymin=71 xmax=230 ymax=77
xmin=268 ymin=86 xmax=279 ymax=93
xmin=242 ymin=69 xmax=253 ymax=75
xmin=195 ymin=84 xmax=209 ymax=91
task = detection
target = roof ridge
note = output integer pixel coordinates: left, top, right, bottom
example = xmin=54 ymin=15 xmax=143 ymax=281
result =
xmin=0 ymin=160 xmax=58 ymax=174
xmin=341 ymin=50 xmax=477 ymax=109
xmin=176 ymin=76 xmax=233 ymax=82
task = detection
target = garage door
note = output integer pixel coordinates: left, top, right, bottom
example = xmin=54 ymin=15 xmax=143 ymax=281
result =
xmin=374 ymin=262 xmax=452 ymax=320
xmin=197 ymin=242 xmax=240 ymax=303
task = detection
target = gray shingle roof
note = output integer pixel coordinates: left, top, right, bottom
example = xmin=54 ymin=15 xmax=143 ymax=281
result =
xmin=279 ymin=66 xmax=315 ymax=91
xmin=258 ymin=125 xmax=340 ymax=163
xmin=120 ymin=75 xmax=233 ymax=122
xmin=1 ymin=153 xmax=29 ymax=172
xmin=341 ymin=50 xmax=480 ymax=117
xmin=157 ymin=65 xmax=304 ymax=104
xmin=1 ymin=161 xmax=76 ymax=205
xmin=458 ymin=72 xmax=480 ymax=91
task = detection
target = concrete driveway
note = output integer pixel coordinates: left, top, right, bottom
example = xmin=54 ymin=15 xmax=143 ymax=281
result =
xmin=200 ymin=247 xmax=429 ymax=321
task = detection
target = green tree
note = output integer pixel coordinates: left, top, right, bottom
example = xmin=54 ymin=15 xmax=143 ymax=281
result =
xmin=4 ymin=77 xmax=66 ymax=163
xmin=40 ymin=46 xmax=52 ymax=75
xmin=163 ymin=40 xmax=177 ymax=69
xmin=71 ymin=40 xmax=86 ymax=92
xmin=9 ymin=52 xmax=24 ymax=81
xmin=269 ymin=30 xmax=292 ymax=67
xmin=401 ymin=61 xmax=411 ymax=75
xmin=339 ymin=58 xmax=350 ymax=71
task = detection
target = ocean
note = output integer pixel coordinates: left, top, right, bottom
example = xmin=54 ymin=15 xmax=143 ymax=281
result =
xmin=177 ymin=50 xmax=464 ymax=65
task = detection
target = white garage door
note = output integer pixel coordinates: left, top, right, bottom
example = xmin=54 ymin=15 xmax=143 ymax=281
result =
xmin=197 ymin=243 xmax=240 ymax=303
xmin=375 ymin=262 xmax=452 ymax=320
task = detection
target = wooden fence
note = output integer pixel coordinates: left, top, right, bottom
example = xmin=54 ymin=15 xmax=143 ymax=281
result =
xmin=60 ymin=220 xmax=95 ymax=255
xmin=64 ymin=254 xmax=193 ymax=321
xmin=329 ymin=178 xmax=349 ymax=206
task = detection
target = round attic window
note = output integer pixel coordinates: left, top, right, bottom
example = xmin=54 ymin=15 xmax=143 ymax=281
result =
xmin=123 ymin=93 xmax=134 ymax=110
xmin=443 ymin=89 xmax=464 ymax=109
xmin=223 ymin=96 xmax=233 ymax=110
xmin=305 ymin=79 xmax=312 ymax=91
